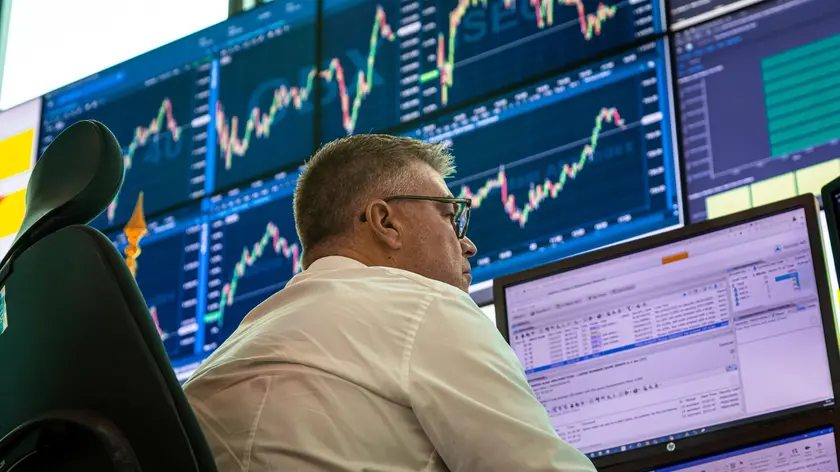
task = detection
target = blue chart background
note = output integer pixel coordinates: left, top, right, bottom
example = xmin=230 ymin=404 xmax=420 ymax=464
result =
xmin=109 ymin=219 xmax=201 ymax=363
xmin=206 ymin=193 xmax=301 ymax=346
xmin=433 ymin=0 xmax=662 ymax=111
xmin=676 ymin=0 xmax=840 ymax=222
xmin=318 ymin=0 xmax=662 ymax=141
xmin=444 ymin=75 xmax=648 ymax=262
xmin=213 ymin=25 xmax=316 ymax=192
xmin=319 ymin=0 xmax=401 ymax=142
xmin=76 ymin=72 xmax=198 ymax=231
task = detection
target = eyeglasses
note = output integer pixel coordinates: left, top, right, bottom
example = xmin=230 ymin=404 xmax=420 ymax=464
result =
xmin=359 ymin=195 xmax=472 ymax=239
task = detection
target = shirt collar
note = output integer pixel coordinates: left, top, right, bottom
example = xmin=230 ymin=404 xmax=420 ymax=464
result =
xmin=304 ymin=255 xmax=368 ymax=273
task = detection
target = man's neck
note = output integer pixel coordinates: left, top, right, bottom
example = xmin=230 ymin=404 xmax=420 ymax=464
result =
xmin=302 ymin=245 xmax=393 ymax=271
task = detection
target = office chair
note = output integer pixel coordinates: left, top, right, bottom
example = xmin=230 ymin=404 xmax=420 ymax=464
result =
xmin=0 ymin=121 xmax=217 ymax=472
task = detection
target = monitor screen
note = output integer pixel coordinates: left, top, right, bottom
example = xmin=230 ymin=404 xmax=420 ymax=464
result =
xmin=0 ymin=98 xmax=41 ymax=259
xmin=319 ymin=0 xmax=666 ymax=141
xmin=39 ymin=1 xmax=316 ymax=231
xmin=212 ymin=6 xmax=316 ymax=192
xmin=404 ymin=40 xmax=681 ymax=291
xmin=649 ymin=428 xmax=837 ymax=472
xmin=107 ymin=203 xmax=208 ymax=382
xmin=675 ymin=0 xmax=840 ymax=223
xmin=202 ymin=170 xmax=301 ymax=353
xmin=503 ymin=207 xmax=835 ymax=459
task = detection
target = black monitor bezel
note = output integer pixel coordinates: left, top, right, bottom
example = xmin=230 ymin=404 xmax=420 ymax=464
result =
xmin=493 ymin=194 xmax=840 ymax=469
xmin=604 ymin=409 xmax=839 ymax=472
xmin=821 ymin=176 xmax=840 ymax=316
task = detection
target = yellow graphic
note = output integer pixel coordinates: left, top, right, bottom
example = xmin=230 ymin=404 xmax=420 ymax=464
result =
xmin=0 ymin=189 xmax=27 ymax=238
xmin=797 ymin=160 xmax=840 ymax=196
xmin=0 ymin=129 xmax=34 ymax=181
xmin=706 ymin=186 xmax=752 ymax=220
xmin=751 ymin=173 xmax=797 ymax=207
xmin=123 ymin=192 xmax=148 ymax=278
xmin=706 ymin=157 xmax=840 ymax=219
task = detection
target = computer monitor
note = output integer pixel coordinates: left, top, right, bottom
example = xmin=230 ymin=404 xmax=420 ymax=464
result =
xmin=646 ymin=427 xmax=837 ymax=472
xmin=39 ymin=1 xmax=316 ymax=231
xmin=0 ymin=98 xmax=41 ymax=260
xmin=494 ymin=195 xmax=839 ymax=467
xmin=675 ymin=0 xmax=840 ymax=223
xmin=202 ymin=169 xmax=301 ymax=353
xmin=319 ymin=0 xmax=667 ymax=141
xmin=211 ymin=5 xmax=316 ymax=192
xmin=107 ymin=203 xmax=208 ymax=383
xmin=404 ymin=39 xmax=682 ymax=304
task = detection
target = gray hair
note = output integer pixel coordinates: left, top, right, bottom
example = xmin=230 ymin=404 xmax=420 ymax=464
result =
xmin=293 ymin=134 xmax=455 ymax=252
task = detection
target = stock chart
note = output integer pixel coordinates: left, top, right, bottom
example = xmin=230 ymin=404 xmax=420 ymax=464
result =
xmin=213 ymin=8 xmax=317 ymax=192
xmin=41 ymin=70 xmax=207 ymax=231
xmin=676 ymin=0 xmax=840 ymax=222
xmin=406 ymin=41 xmax=681 ymax=285
xmin=109 ymin=204 xmax=206 ymax=365
xmin=320 ymin=0 xmax=664 ymax=142
xmin=319 ymin=0 xmax=400 ymax=141
xmin=203 ymin=172 xmax=302 ymax=348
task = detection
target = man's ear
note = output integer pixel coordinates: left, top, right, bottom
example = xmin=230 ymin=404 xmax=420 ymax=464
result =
xmin=366 ymin=200 xmax=403 ymax=250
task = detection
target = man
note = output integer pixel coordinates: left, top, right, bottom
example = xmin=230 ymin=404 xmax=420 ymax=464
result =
xmin=184 ymin=135 xmax=595 ymax=471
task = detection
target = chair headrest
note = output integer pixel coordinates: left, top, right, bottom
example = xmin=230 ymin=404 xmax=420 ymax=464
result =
xmin=0 ymin=120 xmax=124 ymax=273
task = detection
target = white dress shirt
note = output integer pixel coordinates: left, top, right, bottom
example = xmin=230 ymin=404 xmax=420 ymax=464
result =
xmin=184 ymin=256 xmax=596 ymax=472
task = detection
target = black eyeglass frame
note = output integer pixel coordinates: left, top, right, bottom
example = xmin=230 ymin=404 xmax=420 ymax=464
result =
xmin=359 ymin=195 xmax=472 ymax=239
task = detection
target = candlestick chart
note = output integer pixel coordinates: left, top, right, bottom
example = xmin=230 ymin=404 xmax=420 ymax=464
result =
xmin=78 ymin=72 xmax=198 ymax=230
xmin=427 ymin=0 xmax=661 ymax=109
xmin=432 ymin=0 xmax=623 ymax=106
xmin=204 ymin=191 xmax=302 ymax=346
xmin=320 ymin=0 xmax=661 ymax=139
xmin=458 ymin=107 xmax=627 ymax=228
xmin=108 ymin=211 xmax=203 ymax=363
xmin=213 ymin=22 xmax=316 ymax=192
xmin=407 ymin=45 xmax=679 ymax=284
xmin=320 ymin=0 xmax=400 ymax=141
xmin=448 ymin=99 xmax=647 ymax=261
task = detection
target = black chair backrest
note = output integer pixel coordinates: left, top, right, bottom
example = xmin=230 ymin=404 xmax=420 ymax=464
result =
xmin=0 ymin=120 xmax=217 ymax=471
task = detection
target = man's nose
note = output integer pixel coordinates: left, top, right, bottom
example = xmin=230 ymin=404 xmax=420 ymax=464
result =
xmin=461 ymin=236 xmax=477 ymax=257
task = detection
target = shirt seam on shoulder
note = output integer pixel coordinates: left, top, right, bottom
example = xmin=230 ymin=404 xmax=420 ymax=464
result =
xmin=244 ymin=376 xmax=273 ymax=472
xmin=401 ymin=291 xmax=438 ymax=401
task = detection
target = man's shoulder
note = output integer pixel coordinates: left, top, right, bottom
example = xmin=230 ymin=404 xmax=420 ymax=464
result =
xmin=348 ymin=265 xmax=483 ymax=319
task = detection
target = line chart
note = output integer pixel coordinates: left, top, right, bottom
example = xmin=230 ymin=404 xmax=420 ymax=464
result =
xmin=458 ymin=107 xmax=625 ymax=226
xmin=216 ymin=85 xmax=311 ymax=170
xmin=320 ymin=5 xmax=395 ymax=135
xmin=216 ymin=5 xmax=394 ymax=172
xmin=108 ymin=206 xmax=203 ymax=362
xmin=212 ymin=11 xmax=316 ymax=191
xmin=106 ymin=98 xmax=183 ymax=224
xmin=206 ymin=221 xmax=302 ymax=328
xmin=437 ymin=0 xmax=617 ymax=105
xmin=68 ymin=67 xmax=200 ymax=232
xmin=123 ymin=98 xmax=183 ymax=168
xmin=149 ymin=305 xmax=171 ymax=341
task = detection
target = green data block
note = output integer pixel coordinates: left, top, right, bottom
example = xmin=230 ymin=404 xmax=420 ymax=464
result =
xmin=762 ymin=33 xmax=840 ymax=157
